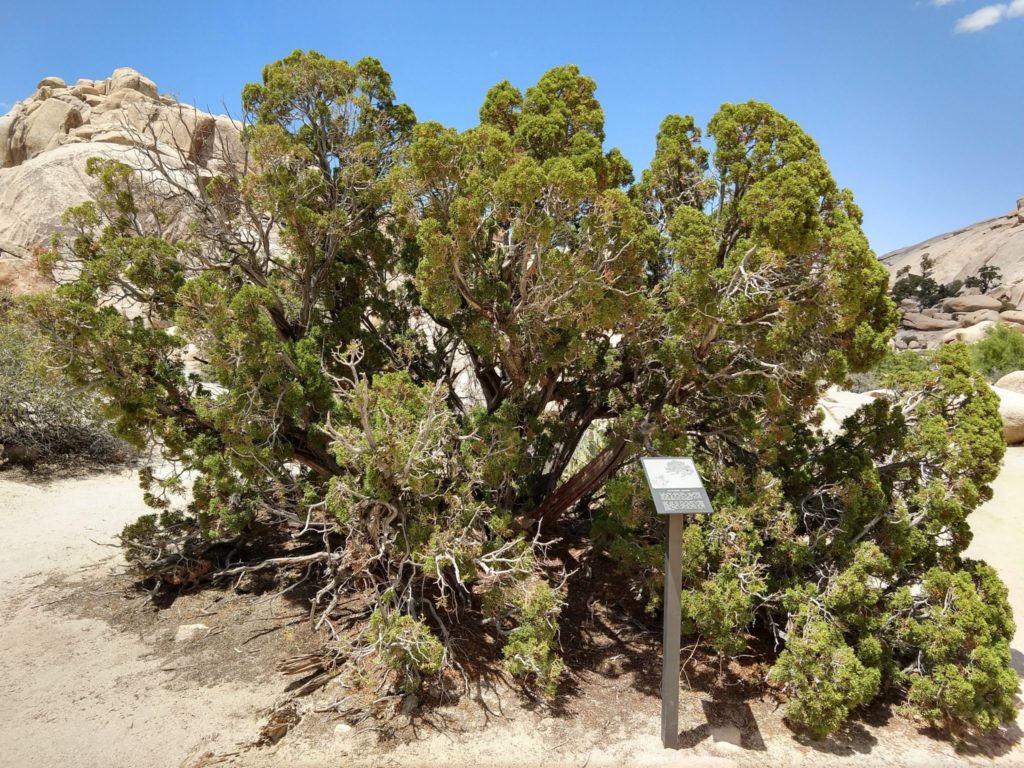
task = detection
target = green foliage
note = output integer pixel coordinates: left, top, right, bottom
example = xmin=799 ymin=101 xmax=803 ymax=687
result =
xmin=890 ymin=255 xmax=959 ymax=308
xmin=599 ymin=345 xmax=1012 ymax=735
xmin=877 ymin=348 xmax=933 ymax=380
xmin=680 ymin=569 xmax=762 ymax=657
xmin=891 ymin=258 xmax=1004 ymax=309
xmin=25 ymin=50 xmax=1013 ymax=734
xmin=890 ymin=275 xmax=951 ymax=308
xmin=367 ymin=608 xmax=445 ymax=693
xmin=900 ymin=562 xmax=1018 ymax=735
xmin=770 ymin=616 xmax=881 ymax=738
xmin=846 ymin=349 xmax=933 ymax=393
xmin=119 ymin=509 xmax=191 ymax=563
xmin=485 ymin=579 xmax=566 ymax=697
xmin=768 ymin=345 xmax=1010 ymax=734
xmin=964 ymin=264 xmax=1002 ymax=294
xmin=971 ymin=322 xmax=1024 ymax=381
xmin=0 ymin=305 xmax=130 ymax=466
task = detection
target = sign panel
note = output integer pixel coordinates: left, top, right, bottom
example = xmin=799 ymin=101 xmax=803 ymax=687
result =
xmin=640 ymin=457 xmax=713 ymax=515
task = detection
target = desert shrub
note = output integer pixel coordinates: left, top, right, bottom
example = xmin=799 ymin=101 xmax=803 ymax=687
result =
xmin=971 ymin=322 xmax=1024 ymax=381
xmin=25 ymin=50 xmax=1014 ymax=735
xmin=846 ymin=349 xmax=933 ymax=392
xmin=596 ymin=344 xmax=1014 ymax=736
xmin=769 ymin=614 xmax=881 ymax=738
xmin=0 ymin=307 xmax=131 ymax=466
xmin=484 ymin=578 xmax=566 ymax=697
xmin=900 ymin=562 xmax=1018 ymax=735
xmin=366 ymin=608 xmax=446 ymax=693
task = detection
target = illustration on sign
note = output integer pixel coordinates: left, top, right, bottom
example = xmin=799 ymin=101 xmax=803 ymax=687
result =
xmin=640 ymin=457 xmax=713 ymax=515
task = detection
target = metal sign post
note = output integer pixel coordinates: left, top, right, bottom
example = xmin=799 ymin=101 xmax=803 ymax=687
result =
xmin=640 ymin=457 xmax=713 ymax=750
xmin=661 ymin=512 xmax=684 ymax=748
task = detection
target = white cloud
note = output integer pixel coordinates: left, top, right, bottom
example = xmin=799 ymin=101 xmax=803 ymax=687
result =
xmin=1009 ymin=0 xmax=1024 ymax=15
xmin=955 ymin=3 xmax=1009 ymax=31
xmin=932 ymin=0 xmax=956 ymax=6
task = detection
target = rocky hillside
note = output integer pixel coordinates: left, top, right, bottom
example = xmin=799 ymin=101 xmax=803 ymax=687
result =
xmin=878 ymin=199 xmax=1024 ymax=350
xmin=0 ymin=68 xmax=241 ymax=294
xmin=880 ymin=198 xmax=1024 ymax=307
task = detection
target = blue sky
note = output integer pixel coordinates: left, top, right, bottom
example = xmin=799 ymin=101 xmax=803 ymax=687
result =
xmin=2 ymin=0 xmax=1021 ymax=255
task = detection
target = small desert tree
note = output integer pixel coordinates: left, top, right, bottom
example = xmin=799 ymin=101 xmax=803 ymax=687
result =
xmin=25 ymin=50 xmax=1015 ymax=734
xmin=965 ymin=264 xmax=1002 ymax=294
xmin=891 ymin=255 xmax=961 ymax=307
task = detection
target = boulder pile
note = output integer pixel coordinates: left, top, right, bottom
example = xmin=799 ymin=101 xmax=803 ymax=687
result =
xmin=892 ymin=289 xmax=1023 ymax=351
xmin=0 ymin=68 xmax=241 ymax=294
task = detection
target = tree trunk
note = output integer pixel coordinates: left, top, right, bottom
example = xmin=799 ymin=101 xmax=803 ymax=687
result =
xmin=525 ymin=437 xmax=634 ymax=526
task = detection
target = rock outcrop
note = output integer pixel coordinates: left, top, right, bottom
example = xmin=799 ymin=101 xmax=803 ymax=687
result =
xmin=940 ymin=294 xmax=1004 ymax=314
xmin=958 ymin=309 xmax=1001 ymax=327
xmin=0 ymin=257 xmax=51 ymax=294
xmin=942 ymin=321 xmax=997 ymax=345
xmin=993 ymin=386 xmax=1024 ymax=444
xmin=881 ymin=198 xmax=1024 ymax=307
xmin=884 ymin=199 xmax=1024 ymax=349
xmin=0 ymin=69 xmax=241 ymax=173
xmin=995 ymin=371 xmax=1024 ymax=395
xmin=901 ymin=312 xmax=959 ymax=332
xmin=1000 ymin=310 xmax=1024 ymax=327
xmin=0 ymin=69 xmax=242 ymax=294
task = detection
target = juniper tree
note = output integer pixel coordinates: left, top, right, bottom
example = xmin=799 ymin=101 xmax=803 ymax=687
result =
xmin=965 ymin=264 xmax=1002 ymax=294
xmin=25 ymin=50 xmax=1015 ymax=734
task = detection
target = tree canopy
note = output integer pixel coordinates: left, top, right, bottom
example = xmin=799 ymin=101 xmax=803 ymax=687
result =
xmin=24 ymin=50 xmax=1014 ymax=737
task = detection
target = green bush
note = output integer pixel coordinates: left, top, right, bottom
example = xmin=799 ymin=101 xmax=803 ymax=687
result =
xmin=770 ymin=615 xmax=881 ymax=738
xmin=367 ymin=608 xmax=446 ymax=693
xmin=0 ymin=306 xmax=131 ymax=466
xmin=971 ymin=322 xmax=1024 ymax=381
xmin=901 ymin=563 xmax=1018 ymax=735
xmin=26 ymin=50 xmax=1013 ymax=736
xmin=486 ymin=579 xmax=566 ymax=697
xmin=597 ymin=345 xmax=1014 ymax=737
xmin=846 ymin=349 xmax=933 ymax=392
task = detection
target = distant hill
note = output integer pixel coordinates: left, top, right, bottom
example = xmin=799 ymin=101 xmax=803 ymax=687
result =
xmin=880 ymin=199 xmax=1024 ymax=308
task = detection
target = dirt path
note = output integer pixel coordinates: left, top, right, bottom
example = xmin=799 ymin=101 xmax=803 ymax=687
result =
xmin=966 ymin=446 xmax=1024 ymax=678
xmin=0 ymin=453 xmax=1022 ymax=768
xmin=964 ymin=445 xmax=1024 ymax=753
xmin=0 ymin=470 xmax=279 ymax=768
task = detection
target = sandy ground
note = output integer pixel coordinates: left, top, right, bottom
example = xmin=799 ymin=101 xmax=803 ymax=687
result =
xmin=965 ymin=447 xmax=1024 ymax=682
xmin=0 ymin=453 xmax=1022 ymax=768
xmin=0 ymin=470 xmax=278 ymax=768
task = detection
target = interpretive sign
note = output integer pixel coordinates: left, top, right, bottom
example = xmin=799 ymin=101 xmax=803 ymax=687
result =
xmin=640 ymin=457 xmax=713 ymax=515
xmin=640 ymin=456 xmax=714 ymax=749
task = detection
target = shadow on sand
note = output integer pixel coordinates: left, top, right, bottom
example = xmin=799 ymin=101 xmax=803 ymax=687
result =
xmin=676 ymin=698 xmax=766 ymax=751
